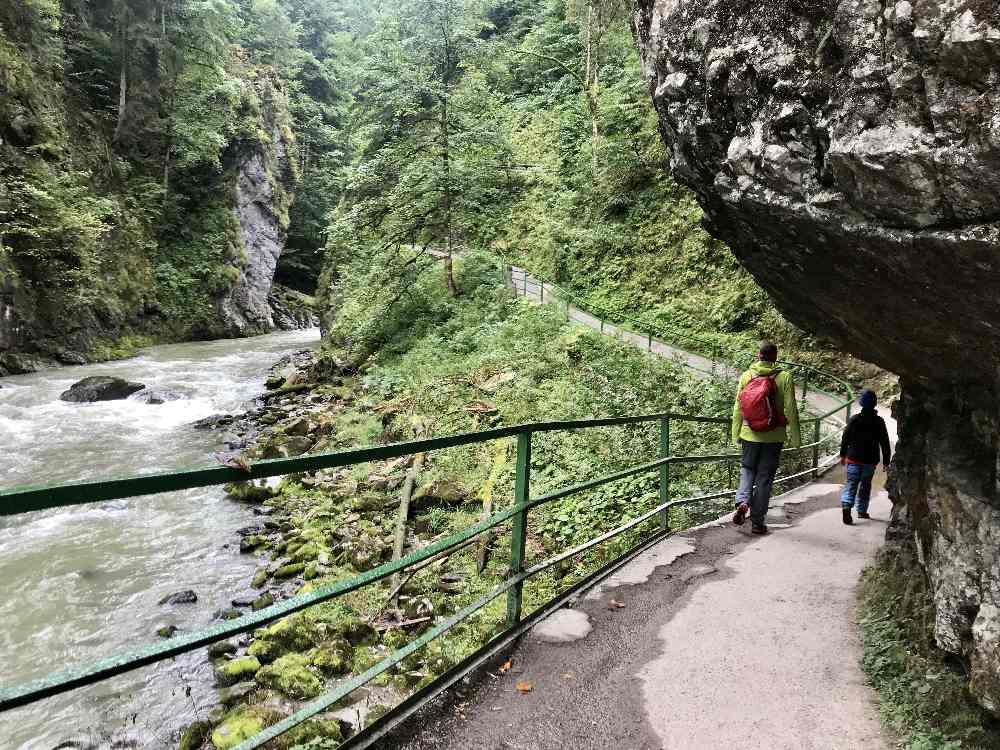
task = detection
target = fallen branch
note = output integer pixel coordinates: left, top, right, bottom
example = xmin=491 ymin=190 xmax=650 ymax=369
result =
xmin=374 ymin=616 xmax=432 ymax=633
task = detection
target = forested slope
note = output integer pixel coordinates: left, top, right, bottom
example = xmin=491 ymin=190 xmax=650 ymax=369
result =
xmin=0 ymin=0 xmax=367 ymax=367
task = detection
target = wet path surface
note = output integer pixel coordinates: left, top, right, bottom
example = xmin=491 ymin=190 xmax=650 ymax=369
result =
xmin=395 ymin=482 xmax=889 ymax=750
xmin=0 ymin=328 xmax=319 ymax=749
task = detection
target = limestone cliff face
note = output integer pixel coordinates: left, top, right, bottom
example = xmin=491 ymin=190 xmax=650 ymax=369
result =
xmin=633 ymin=0 xmax=1000 ymax=710
xmin=217 ymin=74 xmax=298 ymax=337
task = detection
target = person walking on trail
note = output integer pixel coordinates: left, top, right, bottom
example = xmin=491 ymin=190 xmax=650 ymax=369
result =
xmin=839 ymin=389 xmax=891 ymax=525
xmin=731 ymin=341 xmax=801 ymax=534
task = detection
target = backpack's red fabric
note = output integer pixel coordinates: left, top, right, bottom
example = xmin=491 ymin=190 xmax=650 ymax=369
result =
xmin=739 ymin=371 xmax=788 ymax=433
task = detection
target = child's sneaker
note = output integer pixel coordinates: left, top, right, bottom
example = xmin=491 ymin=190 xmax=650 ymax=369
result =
xmin=733 ymin=502 xmax=749 ymax=526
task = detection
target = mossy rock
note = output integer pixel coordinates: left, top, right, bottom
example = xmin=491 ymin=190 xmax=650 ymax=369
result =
xmin=252 ymin=592 xmax=275 ymax=611
xmin=251 ymin=568 xmax=269 ymax=588
xmin=208 ymin=641 xmax=238 ymax=659
xmin=211 ymin=706 xmax=282 ymax=750
xmin=261 ymin=435 xmax=314 ymax=459
xmin=284 ymin=718 xmax=343 ymax=747
xmin=292 ymin=541 xmax=324 ymax=563
xmin=225 ymin=481 xmax=275 ymax=504
xmin=248 ymin=638 xmax=282 ymax=663
xmin=178 ymin=719 xmax=211 ymax=750
xmin=255 ymin=652 xmax=323 ymax=700
xmin=303 ymin=561 xmax=319 ymax=580
xmin=274 ymin=562 xmax=306 ymax=579
xmin=248 ymin=615 xmax=320 ymax=663
xmin=215 ymin=656 xmax=261 ymax=686
xmin=341 ymin=619 xmax=378 ymax=647
xmin=310 ymin=639 xmax=353 ymax=676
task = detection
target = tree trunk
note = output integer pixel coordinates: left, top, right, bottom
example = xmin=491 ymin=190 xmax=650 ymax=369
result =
xmin=114 ymin=16 xmax=128 ymax=143
xmin=441 ymin=101 xmax=458 ymax=297
xmin=390 ymin=453 xmax=425 ymax=595
xmin=584 ymin=3 xmax=600 ymax=180
xmin=440 ymin=14 xmax=459 ymax=297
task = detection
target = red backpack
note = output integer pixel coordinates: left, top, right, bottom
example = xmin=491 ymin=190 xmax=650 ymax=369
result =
xmin=739 ymin=370 xmax=788 ymax=433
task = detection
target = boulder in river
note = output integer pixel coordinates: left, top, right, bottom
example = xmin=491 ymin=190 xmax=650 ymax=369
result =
xmin=131 ymin=388 xmax=183 ymax=405
xmin=159 ymin=589 xmax=198 ymax=605
xmin=60 ymin=376 xmax=145 ymax=403
xmin=193 ymin=413 xmax=235 ymax=429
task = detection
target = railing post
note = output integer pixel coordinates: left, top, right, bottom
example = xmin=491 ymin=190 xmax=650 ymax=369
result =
xmin=600 ymin=317 xmax=605 ymax=334
xmin=566 ymin=298 xmax=570 ymax=321
xmin=658 ymin=418 xmax=670 ymax=531
xmin=540 ymin=282 xmax=544 ymax=303
xmin=523 ymin=273 xmax=528 ymax=297
xmin=802 ymin=370 xmax=810 ymax=401
xmin=648 ymin=331 xmax=652 ymax=351
xmin=506 ymin=431 xmax=532 ymax=627
xmin=812 ymin=419 xmax=821 ymax=479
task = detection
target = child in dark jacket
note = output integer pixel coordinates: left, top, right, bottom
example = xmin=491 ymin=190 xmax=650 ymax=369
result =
xmin=839 ymin=389 xmax=892 ymax=525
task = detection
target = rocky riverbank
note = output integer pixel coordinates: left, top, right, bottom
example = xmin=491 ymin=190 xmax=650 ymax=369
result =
xmin=180 ymin=350 xmax=493 ymax=750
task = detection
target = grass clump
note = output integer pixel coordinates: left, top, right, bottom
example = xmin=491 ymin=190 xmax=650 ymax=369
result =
xmin=858 ymin=549 xmax=1000 ymax=749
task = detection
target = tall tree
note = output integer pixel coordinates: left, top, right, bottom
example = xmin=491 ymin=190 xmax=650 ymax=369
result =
xmin=340 ymin=0 xmax=511 ymax=296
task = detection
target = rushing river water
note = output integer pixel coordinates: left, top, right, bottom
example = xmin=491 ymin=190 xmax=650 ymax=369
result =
xmin=0 ymin=328 xmax=320 ymax=750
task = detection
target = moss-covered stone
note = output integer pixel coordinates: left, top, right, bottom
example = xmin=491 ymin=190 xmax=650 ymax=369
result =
xmin=225 ymin=481 xmax=275 ymax=504
xmin=247 ymin=638 xmax=282 ymax=663
xmin=255 ymin=652 xmax=323 ymax=699
xmin=292 ymin=541 xmax=324 ymax=563
xmin=274 ymin=562 xmax=306 ymax=579
xmin=366 ymin=703 xmax=391 ymax=727
xmin=284 ymin=718 xmax=342 ymax=746
xmin=214 ymin=656 xmax=261 ymax=686
xmin=208 ymin=640 xmax=238 ymax=659
xmin=341 ymin=619 xmax=378 ymax=647
xmin=178 ymin=719 xmax=211 ymax=750
xmin=251 ymin=568 xmax=269 ymax=588
xmin=248 ymin=614 xmax=320 ymax=663
xmin=303 ymin=561 xmax=319 ymax=580
xmin=211 ymin=706 xmax=281 ymax=750
xmin=252 ymin=592 xmax=274 ymax=611
xmin=310 ymin=639 xmax=353 ymax=676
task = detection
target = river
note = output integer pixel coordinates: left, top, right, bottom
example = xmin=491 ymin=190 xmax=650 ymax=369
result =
xmin=0 ymin=328 xmax=320 ymax=750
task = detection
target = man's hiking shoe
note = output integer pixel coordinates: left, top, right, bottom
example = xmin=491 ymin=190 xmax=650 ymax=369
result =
xmin=733 ymin=503 xmax=750 ymax=526
xmin=843 ymin=507 xmax=854 ymax=525
xmin=858 ymin=512 xmax=871 ymax=519
xmin=751 ymin=524 xmax=768 ymax=535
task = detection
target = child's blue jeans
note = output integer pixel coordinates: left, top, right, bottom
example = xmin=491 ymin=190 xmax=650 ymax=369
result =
xmin=841 ymin=463 xmax=877 ymax=514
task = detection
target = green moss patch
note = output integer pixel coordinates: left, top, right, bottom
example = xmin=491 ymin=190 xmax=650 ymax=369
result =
xmin=255 ymin=652 xmax=323 ymax=700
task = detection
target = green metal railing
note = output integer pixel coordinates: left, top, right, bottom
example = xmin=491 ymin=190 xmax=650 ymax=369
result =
xmin=0 ymin=271 xmax=856 ymax=750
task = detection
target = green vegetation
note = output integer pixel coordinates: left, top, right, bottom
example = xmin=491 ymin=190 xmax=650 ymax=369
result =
xmin=859 ymin=549 xmax=1000 ymax=750
xmin=215 ymin=252 xmax=821 ymax=747
xmin=0 ymin=0 xmax=369 ymax=356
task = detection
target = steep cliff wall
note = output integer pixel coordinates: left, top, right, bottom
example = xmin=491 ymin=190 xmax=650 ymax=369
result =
xmin=633 ymin=0 xmax=1000 ymax=712
xmin=217 ymin=76 xmax=298 ymax=338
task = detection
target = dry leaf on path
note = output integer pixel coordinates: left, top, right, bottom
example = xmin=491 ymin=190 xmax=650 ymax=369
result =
xmin=516 ymin=681 xmax=534 ymax=693
xmin=608 ymin=598 xmax=626 ymax=610
xmin=498 ymin=660 xmax=512 ymax=674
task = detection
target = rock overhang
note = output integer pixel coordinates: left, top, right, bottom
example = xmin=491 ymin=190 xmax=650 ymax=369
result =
xmin=633 ymin=0 xmax=1000 ymax=387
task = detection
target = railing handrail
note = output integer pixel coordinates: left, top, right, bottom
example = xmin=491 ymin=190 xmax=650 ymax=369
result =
xmin=0 ymin=409 xmax=838 ymax=517
xmin=0 ymin=258 xmax=857 ymax=750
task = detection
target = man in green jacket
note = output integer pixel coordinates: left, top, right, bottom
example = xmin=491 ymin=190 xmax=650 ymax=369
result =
xmin=730 ymin=341 xmax=801 ymax=534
